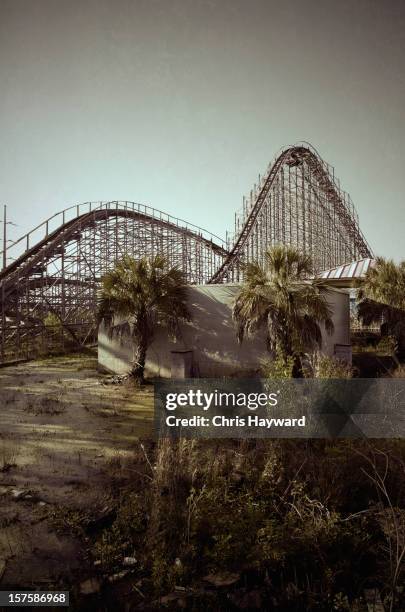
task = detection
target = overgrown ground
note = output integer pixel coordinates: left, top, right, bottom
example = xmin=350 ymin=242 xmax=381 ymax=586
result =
xmin=0 ymin=353 xmax=153 ymax=606
xmin=1 ymin=354 xmax=405 ymax=611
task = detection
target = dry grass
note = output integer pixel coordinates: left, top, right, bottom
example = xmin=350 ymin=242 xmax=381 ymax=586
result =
xmin=0 ymin=439 xmax=20 ymax=472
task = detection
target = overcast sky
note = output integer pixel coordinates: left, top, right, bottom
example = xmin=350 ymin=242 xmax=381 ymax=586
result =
xmin=1 ymin=0 xmax=404 ymax=260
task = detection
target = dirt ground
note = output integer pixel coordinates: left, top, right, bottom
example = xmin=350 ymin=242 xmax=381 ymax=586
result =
xmin=0 ymin=352 xmax=153 ymax=594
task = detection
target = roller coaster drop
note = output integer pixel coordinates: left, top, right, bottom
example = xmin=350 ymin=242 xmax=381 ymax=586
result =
xmin=0 ymin=144 xmax=372 ymax=363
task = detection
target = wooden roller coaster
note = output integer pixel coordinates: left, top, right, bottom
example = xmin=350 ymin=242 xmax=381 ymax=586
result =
xmin=0 ymin=144 xmax=372 ymax=363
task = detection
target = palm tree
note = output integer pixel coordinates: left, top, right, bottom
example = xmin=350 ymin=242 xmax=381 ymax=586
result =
xmin=98 ymin=255 xmax=190 ymax=382
xmin=357 ymin=257 xmax=405 ymax=358
xmin=358 ymin=257 xmax=405 ymax=310
xmin=232 ymin=245 xmax=334 ymax=370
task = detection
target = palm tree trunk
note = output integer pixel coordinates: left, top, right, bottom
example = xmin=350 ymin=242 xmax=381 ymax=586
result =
xmin=292 ymin=354 xmax=303 ymax=378
xmin=279 ymin=326 xmax=293 ymax=365
xmin=130 ymin=337 xmax=148 ymax=383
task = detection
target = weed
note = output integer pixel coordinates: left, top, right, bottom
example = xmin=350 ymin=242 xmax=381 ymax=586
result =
xmin=49 ymin=507 xmax=88 ymax=537
xmin=0 ymin=440 xmax=20 ymax=472
xmin=23 ymin=395 xmax=66 ymax=415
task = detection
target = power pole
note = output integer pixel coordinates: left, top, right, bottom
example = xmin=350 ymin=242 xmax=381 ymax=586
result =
xmin=3 ymin=205 xmax=6 ymax=270
xmin=1 ymin=205 xmax=17 ymax=270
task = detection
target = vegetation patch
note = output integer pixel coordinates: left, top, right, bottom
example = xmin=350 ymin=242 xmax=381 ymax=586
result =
xmin=67 ymin=439 xmax=405 ymax=610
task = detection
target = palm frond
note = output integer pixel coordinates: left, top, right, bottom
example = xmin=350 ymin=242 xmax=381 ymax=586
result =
xmin=98 ymin=254 xmax=190 ymax=346
xmin=233 ymin=245 xmax=334 ymax=359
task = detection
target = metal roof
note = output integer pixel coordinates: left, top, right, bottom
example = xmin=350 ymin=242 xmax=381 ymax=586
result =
xmin=319 ymin=258 xmax=375 ymax=286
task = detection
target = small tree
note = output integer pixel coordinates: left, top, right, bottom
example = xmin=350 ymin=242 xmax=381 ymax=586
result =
xmin=233 ymin=245 xmax=334 ymax=374
xmin=357 ymin=257 xmax=405 ymax=359
xmin=98 ymin=255 xmax=190 ymax=382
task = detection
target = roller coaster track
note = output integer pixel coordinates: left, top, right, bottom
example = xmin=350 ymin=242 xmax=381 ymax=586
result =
xmin=209 ymin=144 xmax=372 ymax=283
xmin=0 ymin=144 xmax=372 ymax=363
xmin=0 ymin=201 xmax=227 ymax=362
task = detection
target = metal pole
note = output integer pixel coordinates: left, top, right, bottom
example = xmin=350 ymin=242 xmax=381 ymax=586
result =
xmin=3 ymin=205 xmax=6 ymax=270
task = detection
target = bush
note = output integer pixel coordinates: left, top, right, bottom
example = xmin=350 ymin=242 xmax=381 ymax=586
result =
xmin=261 ymin=350 xmax=295 ymax=378
xmin=304 ymin=353 xmax=354 ymax=379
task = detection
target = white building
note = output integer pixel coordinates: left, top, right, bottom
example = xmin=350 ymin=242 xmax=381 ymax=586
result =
xmin=98 ymin=283 xmax=351 ymax=378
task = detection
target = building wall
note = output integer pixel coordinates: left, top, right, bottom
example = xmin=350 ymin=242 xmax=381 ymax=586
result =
xmin=98 ymin=284 xmax=350 ymax=378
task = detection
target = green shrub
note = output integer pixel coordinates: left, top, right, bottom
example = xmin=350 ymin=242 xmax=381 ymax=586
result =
xmin=261 ymin=350 xmax=295 ymax=378
xmin=304 ymin=353 xmax=354 ymax=379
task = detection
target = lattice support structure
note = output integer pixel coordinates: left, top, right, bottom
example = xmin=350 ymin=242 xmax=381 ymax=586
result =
xmin=0 ymin=202 xmax=227 ymax=362
xmin=0 ymin=144 xmax=373 ymax=363
xmin=210 ymin=144 xmax=372 ymax=283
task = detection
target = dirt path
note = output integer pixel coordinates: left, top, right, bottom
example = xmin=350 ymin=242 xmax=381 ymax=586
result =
xmin=0 ymin=353 xmax=153 ymax=591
